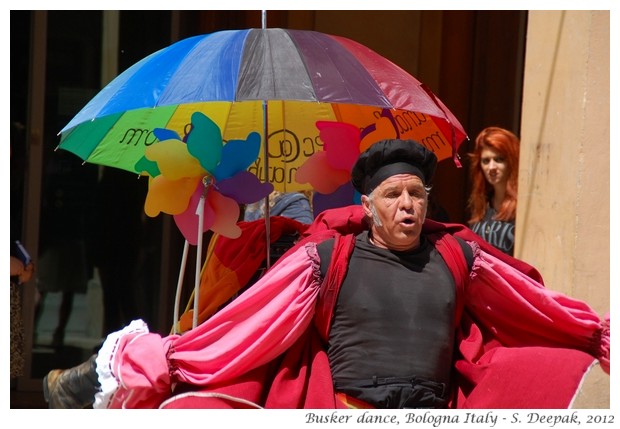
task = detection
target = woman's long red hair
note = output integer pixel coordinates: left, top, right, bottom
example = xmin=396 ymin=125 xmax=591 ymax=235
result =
xmin=467 ymin=127 xmax=520 ymax=224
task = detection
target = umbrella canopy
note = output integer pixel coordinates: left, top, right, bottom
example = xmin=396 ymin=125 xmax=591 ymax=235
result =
xmin=58 ymin=28 xmax=467 ymax=196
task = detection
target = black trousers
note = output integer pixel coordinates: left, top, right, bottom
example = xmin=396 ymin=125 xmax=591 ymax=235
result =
xmin=334 ymin=376 xmax=448 ymax=409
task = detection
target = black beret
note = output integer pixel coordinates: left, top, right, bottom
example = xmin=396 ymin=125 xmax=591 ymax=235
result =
xmin=351 ymin=139 xmax=437 ymax=195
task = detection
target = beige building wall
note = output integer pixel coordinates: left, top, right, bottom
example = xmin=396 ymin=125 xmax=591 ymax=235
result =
xmin=517 ymin=10 xmax=610 ymax=408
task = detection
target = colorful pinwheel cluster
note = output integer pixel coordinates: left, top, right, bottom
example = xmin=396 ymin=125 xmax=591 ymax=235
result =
xmin=135 ymin=112 xmax=274 ymax=244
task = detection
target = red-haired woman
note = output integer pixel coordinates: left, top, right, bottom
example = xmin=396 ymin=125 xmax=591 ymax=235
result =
xmin=467 ymin=127 xmax=520 ymax=255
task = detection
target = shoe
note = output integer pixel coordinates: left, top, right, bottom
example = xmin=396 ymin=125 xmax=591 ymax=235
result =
xmin=43 ymin=354 xmax=100 ymax=409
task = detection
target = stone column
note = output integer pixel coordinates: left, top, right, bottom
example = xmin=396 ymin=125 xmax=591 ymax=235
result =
xmin=518 ymin=10 xmax=610 ymax=408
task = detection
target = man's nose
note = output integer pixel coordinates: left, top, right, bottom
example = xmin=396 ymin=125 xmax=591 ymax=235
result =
xmin=400 ymin=191 xmax=414 ymax=208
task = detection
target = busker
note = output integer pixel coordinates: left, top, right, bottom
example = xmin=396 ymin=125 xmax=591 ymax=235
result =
xmin=44 ymin=139 xmax=609 ymax=409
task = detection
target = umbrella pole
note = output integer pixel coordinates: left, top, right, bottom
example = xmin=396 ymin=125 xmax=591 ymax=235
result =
xmin=263 ymin=102 xmax=271 ymax=269
xmin=172 ymin=240 xmax=190 ymax=334
xmin=262 ymin=11 xmax=271 ymax=270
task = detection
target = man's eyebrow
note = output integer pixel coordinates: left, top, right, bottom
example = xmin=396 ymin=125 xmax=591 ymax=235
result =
xmin=381 ymin=183 xmax=425 ymax=193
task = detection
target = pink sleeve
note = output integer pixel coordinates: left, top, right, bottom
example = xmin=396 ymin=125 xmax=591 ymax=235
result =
xmin=95 ymin=243 xmax=323 ymax=408
xmin=466 ymin=246 xmax=610 ymax=371
xmin=170 ymin=243 xmax=323 ymax=383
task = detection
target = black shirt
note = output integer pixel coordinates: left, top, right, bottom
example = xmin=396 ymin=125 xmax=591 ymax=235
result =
xmin=321 ymin=231 xmax=457 ymax=407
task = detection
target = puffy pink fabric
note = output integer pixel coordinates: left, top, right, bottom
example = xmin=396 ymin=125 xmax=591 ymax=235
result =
xmin=466 ymin=248 xmax=605 ymax=352
xmin=103 ymin=244 xmax=322 ymax=408
xmin=451 ymin=247 xmax=609 ymax=408
xmin=106 ymin=332 xmax=176 ymax=408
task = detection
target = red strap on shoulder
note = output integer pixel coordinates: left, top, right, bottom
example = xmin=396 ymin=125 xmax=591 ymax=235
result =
xmin=313 ymin=233 xmax=356 ymax=342
xmin=427 ymin=232 xmax=470 ymax=327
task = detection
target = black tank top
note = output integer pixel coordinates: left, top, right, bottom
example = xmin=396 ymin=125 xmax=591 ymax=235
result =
xmin=321 ymin=231 xmax=456 ymax=407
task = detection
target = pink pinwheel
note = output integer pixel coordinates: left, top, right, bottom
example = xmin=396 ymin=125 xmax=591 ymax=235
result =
xmin=135 ymin=112 xmax=273 ymax=244
xmin=295 ymin=110 xmax=400 ymax=212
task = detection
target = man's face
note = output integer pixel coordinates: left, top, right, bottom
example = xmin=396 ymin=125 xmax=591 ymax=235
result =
xmin=361 ymin=173 xmax=428 ymax=251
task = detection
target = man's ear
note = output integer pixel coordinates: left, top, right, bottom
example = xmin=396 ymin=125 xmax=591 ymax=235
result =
xmin=361 ymin=195 xmax=372 ymax=218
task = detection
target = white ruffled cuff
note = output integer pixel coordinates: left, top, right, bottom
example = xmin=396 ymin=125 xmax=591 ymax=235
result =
xmin=93 ymin=319 xmax=150 ymax=409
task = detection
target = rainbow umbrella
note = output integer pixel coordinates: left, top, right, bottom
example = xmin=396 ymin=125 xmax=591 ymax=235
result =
xmin=58 ymin=28 xmax=467 ymax=193
xmin=57 ymin=28 xmax=468 ymax=329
